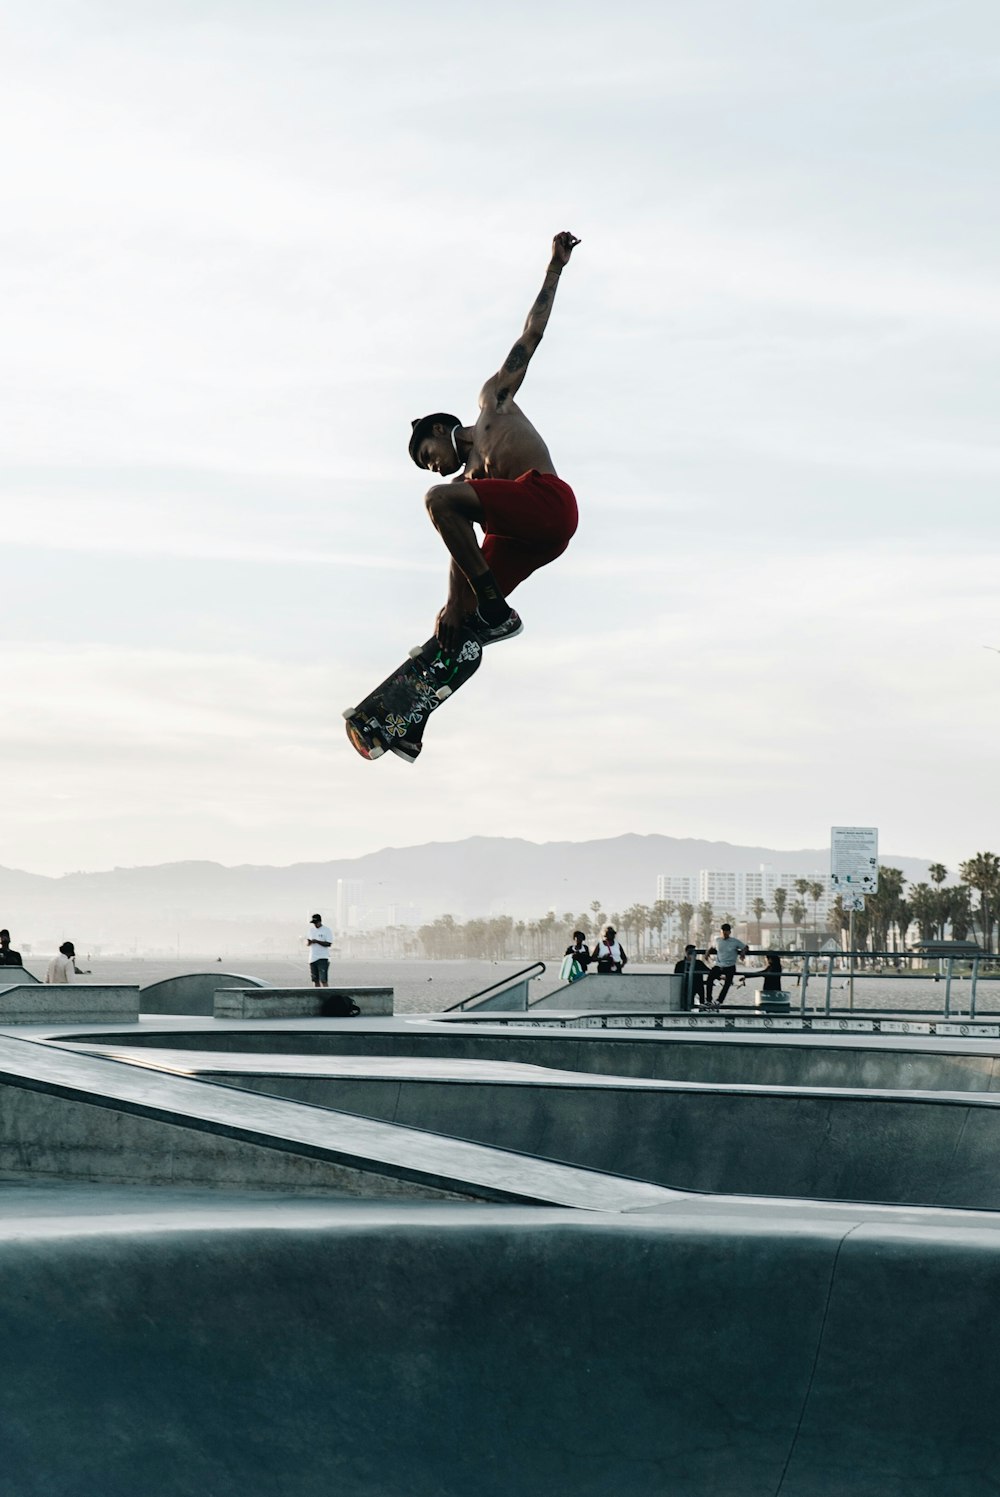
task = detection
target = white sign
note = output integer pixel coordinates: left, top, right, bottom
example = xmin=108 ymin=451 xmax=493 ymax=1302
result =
xmin=830 ymin=826 xmax=879 ymax=892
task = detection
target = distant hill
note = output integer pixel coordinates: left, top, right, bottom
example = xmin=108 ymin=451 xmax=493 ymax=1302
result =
xmin=0 ymin=834 xmax=937 ymax=953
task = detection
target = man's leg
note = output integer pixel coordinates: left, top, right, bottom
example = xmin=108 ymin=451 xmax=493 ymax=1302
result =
xmin=425 ymin=484 xmax=512 ymax=626
xmin=716 ymin=967 xmax=736 ymax=1005
xmin=310 ymin=963 xmax=320 ymax=989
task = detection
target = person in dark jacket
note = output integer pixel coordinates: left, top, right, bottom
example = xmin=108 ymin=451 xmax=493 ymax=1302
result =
xmin=0 ymin=929 xmax=23 ymax=966
xmin=674 ymin=944 xmax=711 ymax=1008
xmin=564 ymin=931 xmax=591 ymax=970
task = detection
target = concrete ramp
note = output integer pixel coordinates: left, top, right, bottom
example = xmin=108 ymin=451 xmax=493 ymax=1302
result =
xmin=62 ymin=1019 xmax=1000 ymax=1092
xmin=1 ymin=1189 xmax=999 ymax=1495
xmin=139 ymin=971 xmax=268 ymax=1015
xmin=81 ymin=1044 xmax=1000 ymax=1212
xmin=0 ymin=1036 xmax=680 ymax=1210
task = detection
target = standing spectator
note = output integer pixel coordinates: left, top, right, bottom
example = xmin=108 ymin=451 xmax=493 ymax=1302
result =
xmin=705 ymin=923 xmax=749 ymax=1007
xmin=0 ymin=929 xmax=23 ymax=966
xmin=673 ymin=944 xmax=711 ymax=1009
xmin=306 ymin=913 xmax=333 ymax=988
xmin=559 ymin=922 xmax=589 ymax=982
xmin=591 ymin=925 xmax=628 ymax=974
xmin=45 ymin=942 xmax=89 ymax=984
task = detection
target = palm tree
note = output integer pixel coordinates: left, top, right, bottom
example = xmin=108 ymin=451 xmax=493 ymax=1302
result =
xmin=893 ymin=899 xmax=911 ymax=953
xmin=790 ymin=900 xmax=806 ymax=947
xmin=945 ymin=884 xmax=974 ymax=943
xmin=751 ymin=897 xmax=767 ymax=944
xmin=959 ymin=853 xmax=1000 ymax=953
xmin=653 ymin=899 xmax=675 ymax=957
xmin=808 ymin=880 xmax=825 ymax=941
xmin=908 ymin=884 xmax=939 ymax=944
xmin=865 ymin=866 xmax=906 ymax=953
xmin=678 ymin=902 xmax=695 ymax=945
xmin=928 ymin=862 xmax=948 ymax=939
xmin=829 ymin=894 xmax=849 ymax=949
xmin=697 ymin=901 xmax=714 ymax=945
xmin=637 ymin=903 xmax=655 ymax=960
xmin=772 ymin=888 xmax=788 ymax=946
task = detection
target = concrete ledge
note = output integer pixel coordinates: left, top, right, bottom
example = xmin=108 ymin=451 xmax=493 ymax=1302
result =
xmin=0 ymin=985 xmax=139 ymax=1024
xmin=532 ymin=973 xmax=685 ymax=1010
xmin=0 ymin=966 xmax=41 ymax=987
xmin=140 ymin=971 xmax=269 ymax=1016
xmin=213 ymin=987 xmax=393 ymax=1019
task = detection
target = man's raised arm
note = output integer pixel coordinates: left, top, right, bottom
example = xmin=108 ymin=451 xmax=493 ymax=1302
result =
xmin=484 ymin=231 xmax=581 ymax=410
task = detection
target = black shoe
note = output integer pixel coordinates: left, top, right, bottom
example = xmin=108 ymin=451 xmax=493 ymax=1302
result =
xmin=389 ymin=739 xmax=422 ymax=764
xmin=472 ymin=608 xmax=524 ymax=645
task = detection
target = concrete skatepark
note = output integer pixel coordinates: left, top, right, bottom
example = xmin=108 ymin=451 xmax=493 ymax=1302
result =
xmin=3 ymin=969 xmax=1000 ymax=1493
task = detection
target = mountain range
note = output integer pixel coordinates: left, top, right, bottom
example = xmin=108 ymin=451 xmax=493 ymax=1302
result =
xmin=0 ymin=835 xmax=935 ymax=954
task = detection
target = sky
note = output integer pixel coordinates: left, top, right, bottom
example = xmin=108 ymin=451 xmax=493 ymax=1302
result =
xmin=2 ymin=0 xmax=998 ymax=877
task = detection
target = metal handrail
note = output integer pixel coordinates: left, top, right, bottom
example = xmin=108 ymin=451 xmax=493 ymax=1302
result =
xmin=687 ymin=947 xmax=997 ymax=1016
xmin=444 ymin=960 xmax=547 ymax=1012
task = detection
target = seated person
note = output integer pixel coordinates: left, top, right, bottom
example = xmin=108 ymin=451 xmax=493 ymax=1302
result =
xmin=673 ymin=944 xmax=711 ymax=1008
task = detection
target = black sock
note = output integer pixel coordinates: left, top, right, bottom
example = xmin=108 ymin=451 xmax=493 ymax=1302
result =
xmin=472 ymin=570 xmax=511 ymax=625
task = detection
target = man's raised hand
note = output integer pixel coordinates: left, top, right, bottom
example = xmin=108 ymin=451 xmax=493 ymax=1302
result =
xmin=552 ymin=231 xmax=581 ymax=266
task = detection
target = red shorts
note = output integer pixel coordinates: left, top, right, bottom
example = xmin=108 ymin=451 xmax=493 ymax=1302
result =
xmin=466 ymin=470 xmax=578 ymax=597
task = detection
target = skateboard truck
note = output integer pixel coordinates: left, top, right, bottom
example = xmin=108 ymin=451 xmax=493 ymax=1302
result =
xmin=342 ymin=709 xmax=387 ymax=760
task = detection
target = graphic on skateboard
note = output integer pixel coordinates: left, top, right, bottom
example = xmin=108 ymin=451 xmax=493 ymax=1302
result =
xmin=344 ymin=626 xmax=483 ymax=762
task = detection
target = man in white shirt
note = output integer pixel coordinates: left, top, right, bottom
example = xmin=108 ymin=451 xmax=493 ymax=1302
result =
xmin=306 ymin=913 xmax=333 ymax=988
xmin=705 ymin=924 xmax=749 ymax=1007
xmin=46 ymin=941 xmax=89 ymax=984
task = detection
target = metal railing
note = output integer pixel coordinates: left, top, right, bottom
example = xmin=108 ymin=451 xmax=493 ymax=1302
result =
xmin=687 ymin=948 xmax=998 ymax=1018
xmin=444 ymin=961 xmax=547 ymax=1013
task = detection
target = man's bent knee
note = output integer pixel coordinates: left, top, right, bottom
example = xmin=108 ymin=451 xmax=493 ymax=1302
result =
xmin=425 ymin=483 xmax=483 ymax=526
xmin=424 ymin=484 xmax=453 ymax=525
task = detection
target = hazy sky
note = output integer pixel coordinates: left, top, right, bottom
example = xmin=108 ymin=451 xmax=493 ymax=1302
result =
xmin=3 ymin=0 xmax=997 ymax=876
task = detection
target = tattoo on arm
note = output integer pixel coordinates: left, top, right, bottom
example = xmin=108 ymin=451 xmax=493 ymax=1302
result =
xmin=503 ymin=343 xmax=529 ymax=373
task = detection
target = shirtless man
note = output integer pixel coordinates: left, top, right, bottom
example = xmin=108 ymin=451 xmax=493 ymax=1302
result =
xmin=408 ymin=230 xmax=581 ymax=649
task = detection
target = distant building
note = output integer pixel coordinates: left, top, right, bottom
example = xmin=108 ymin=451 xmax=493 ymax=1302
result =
xmin=655 ymin=865 xmax=836 ymax=925
xmin=335 ymin=878 xmax=364 ymax=932
xmin=656 ymin=875 xmax=697 ymax=904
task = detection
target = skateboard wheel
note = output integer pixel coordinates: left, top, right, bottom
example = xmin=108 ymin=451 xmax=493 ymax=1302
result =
xmin=435 ymin=686 xmax=452 ymax=701
xmin=408 ymin=645 xmax=425 ymax=660
xmin=342 ymin=707 xmax=358 ymax=721
xmin=367 ymin=743 xmax=386 ymax=760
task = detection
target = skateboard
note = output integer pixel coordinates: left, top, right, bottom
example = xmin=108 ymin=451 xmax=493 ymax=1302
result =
xmin=344 ymin=626 xmax=483 ymax=762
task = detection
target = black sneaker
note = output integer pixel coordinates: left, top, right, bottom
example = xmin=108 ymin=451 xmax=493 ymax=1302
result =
xmin=472 ymin=608 xmax=524 ymax=645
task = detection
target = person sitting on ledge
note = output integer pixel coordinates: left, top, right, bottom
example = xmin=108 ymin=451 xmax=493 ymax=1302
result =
xmin=674 ymin=944 xmax=711 ymax=1008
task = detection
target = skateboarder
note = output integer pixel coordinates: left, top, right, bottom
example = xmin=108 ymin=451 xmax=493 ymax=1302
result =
xmin=409 ymin=230 xmax=581 ymax=649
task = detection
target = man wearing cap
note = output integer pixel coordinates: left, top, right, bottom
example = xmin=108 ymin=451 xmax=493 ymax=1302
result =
xmin=408 ymin=230 xmax=581 ymax=650
xmin=705 ymin=924 xmax=749 ymax=1007
xmin=305 ymin=913 xmax=333 ymax=988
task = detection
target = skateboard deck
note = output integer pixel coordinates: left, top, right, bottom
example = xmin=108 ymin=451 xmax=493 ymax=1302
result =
xmin=344 ymin=627 xmax=483 ymax=762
